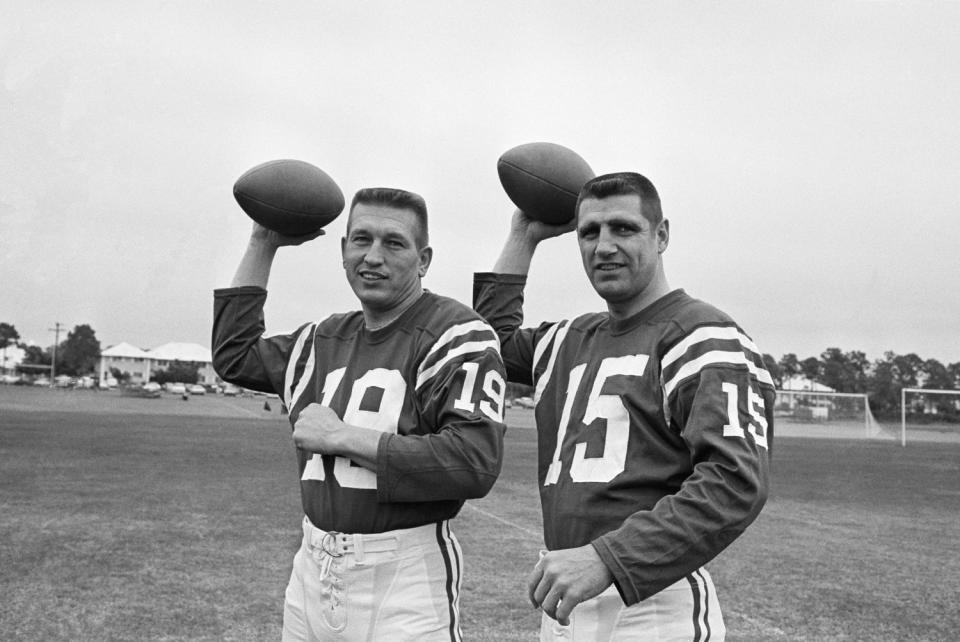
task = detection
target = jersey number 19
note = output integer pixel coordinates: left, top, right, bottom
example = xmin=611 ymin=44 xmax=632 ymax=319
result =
xmin=302 ymin=364 xmax=505 ymax=489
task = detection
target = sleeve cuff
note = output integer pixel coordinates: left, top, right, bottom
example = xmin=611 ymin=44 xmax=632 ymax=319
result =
xmin=591 ymin=537 xmax=638 ymax=605
xmin=473 ymin=272 xmax=527 ymax=285
xmin=214 ymin=285 xmax=267 ymax=297
xmin=375 ymin=432 xmax=394 ymax=502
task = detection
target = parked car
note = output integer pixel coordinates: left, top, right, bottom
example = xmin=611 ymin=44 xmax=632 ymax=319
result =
xmin=122 ymin=384 xmax=161 ymax=399
xmin=54 ymin=375 xmax=73 ymax=388
xmin=513 ymin=396 xmax=536 ymax=409
xmin=142 ymin=382 xmax=162 ymax=393
xmin=0 ymin=374 xmax=20 ymax=385
xmin=188 ymin=384 xmax=206 ymax=395
xmin=75 ymin=376 xmax=95 ymax=388
xmin=168 ymin=383 xmax=187 ymax=395
xmin=222 ymin=383 xmax=242 ymax=397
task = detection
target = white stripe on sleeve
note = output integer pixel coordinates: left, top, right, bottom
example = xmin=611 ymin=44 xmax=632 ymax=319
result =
xmin=662 ymin=325 xmax=744 ymax=370
xmin=533 ymin=321 xmax=570 ymax=406
xmin=532 ymin=322 xmax=561 ymax=379
xmin=422 ymin=320 xmax=498 ymax=364
xmin=415 ymin=339 xmax=501 ymax=390
xmin=664 ymin=349 xmax=774 ymax=397
xmin=414 ymin=320 xmax=499 ymax=390
xmin=284 ymin=324 xmax=316 ymax=409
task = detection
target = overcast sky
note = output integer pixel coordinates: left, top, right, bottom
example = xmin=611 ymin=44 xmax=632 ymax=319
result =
xmin=3 ymin=1 xmax=959 ymax=366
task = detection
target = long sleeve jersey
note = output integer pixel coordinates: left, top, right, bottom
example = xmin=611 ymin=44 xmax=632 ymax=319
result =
xmin=473 ymin=273 xmax=772 ymax=604
xmin=213 ymin=286 xmax=507 ymax=534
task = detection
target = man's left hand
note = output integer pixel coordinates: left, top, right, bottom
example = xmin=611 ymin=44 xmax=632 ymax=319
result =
xmin=291 ymin=403 xmax=382 ymax=470
xmin=292 ymin=404 xmax=346 ymax=454
xmin=527 ymin=544 xmax=614 ymax=626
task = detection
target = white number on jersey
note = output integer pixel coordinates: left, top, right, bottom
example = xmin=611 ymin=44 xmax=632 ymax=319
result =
xmin=543 ymin=356 xmax=769 ymax=488
xmin=454 ymin=362 xmax=506 ymax=422
xmin=334 ymin=368 xmax=407 ymax=489
xmin=299 ymin=368 xmax=347 ymax=483
xmin=301 ymin=367 xmax=405 ymax=489
xmin=721 ymin=380 xmax=768 ymax=449
xmin=545 ymin=355 xmax=649 ymax=486
xmin=302 ymin=363 xmax=505 ymax=488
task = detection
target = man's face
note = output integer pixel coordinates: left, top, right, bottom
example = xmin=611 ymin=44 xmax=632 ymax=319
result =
xmin=341 ymin=203 xmax=431 ymax=315
xmin=576 ymin=194 xmax=668 ymax=311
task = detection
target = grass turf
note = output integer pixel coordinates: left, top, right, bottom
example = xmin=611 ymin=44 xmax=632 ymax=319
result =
xmin=2 ymin=386 xmax=959 ymax=640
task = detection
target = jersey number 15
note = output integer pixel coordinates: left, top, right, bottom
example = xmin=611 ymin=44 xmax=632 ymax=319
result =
xmin=543 ymin=354 xmax=768 ymax=488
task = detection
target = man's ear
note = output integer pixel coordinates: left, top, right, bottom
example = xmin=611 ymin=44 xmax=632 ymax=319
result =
xmin=418 ymin=245 xmax=433 ymax=278
xmin=657 ymin=219 xmax=670 ymax=254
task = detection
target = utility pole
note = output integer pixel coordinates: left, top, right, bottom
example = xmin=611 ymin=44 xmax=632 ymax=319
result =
xmin=49 ymin=322 xmax=63 ymax=382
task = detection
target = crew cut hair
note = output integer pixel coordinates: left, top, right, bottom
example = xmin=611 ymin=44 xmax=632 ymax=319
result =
xmin=350 ymin=187 xmax=429 ymax=247
xmin=576 ymin=172 xmax=663 ymax=225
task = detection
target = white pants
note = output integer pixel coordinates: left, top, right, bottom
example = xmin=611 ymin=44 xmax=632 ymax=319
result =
xmin=282 ymin=516 xmax=463 ymax=642
xmin=540 ymin=568 xmax=725 ymax=641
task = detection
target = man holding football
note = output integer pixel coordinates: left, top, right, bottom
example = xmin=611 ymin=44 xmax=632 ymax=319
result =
xmin=473 ymin=172 xmax=772 ymax=640
xmin=213 ymin=187 xmax=507 ymax=641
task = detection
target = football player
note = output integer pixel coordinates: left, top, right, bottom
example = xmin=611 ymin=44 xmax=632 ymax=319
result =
xmin=473 ymin=172 xmax=772 ymax=640
xmin=213 ymin=187 xmax=507 ymax=641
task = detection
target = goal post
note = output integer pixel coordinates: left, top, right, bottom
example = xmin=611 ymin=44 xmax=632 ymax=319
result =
xmin=774 ymin=389 xmax=887 ymax=440
xmin=900 ymin=388 xmax=960 ymax=447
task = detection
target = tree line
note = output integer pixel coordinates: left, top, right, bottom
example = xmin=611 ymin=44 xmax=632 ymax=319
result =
xmin=0 ymin=322 xmax=197 ymax=384
xmin=503 ymin=348 xmax=960 ymax=420
xmin=3 ymin=321 xmax=956 ymax=417
xmin=1 ymin=322 xmax=101 ymax=377
xmin=763 ymin=348 xmax=960 ymax=419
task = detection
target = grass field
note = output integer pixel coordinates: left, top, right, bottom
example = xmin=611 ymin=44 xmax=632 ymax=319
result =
xmin=2 ymin=386 xmax=959 ymax=641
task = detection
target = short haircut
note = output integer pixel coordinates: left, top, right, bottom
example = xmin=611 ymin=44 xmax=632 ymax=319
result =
xmin=576 ymin=172 xmax=663 ymax=225
xmin=349 ymin=187 xmax=429 ymax=247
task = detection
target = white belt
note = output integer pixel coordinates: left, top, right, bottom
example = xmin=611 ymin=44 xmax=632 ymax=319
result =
xmin=302 ymin=517 xmax=440 ymax=563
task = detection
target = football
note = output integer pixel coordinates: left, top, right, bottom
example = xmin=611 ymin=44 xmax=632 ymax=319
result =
xmin=496 ymin=142 xmax=595 ymax=225
xmin=233 ymin=159 xmax=345 ymax=236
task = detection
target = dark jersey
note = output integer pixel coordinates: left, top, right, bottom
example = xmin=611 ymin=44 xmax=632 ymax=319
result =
xmin=473 ymin=273 xmax=772 ymax=604
xmin=213 ymin=286 xmax=507 ymax=534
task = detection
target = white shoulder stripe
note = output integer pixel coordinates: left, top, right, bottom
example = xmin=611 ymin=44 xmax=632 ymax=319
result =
xmin=422 ymin=320 xmax=498 ymax=365
xmin=284 ymin=324 xmax=316 ymax=409
xmin=532 ymin=322 xmax=561 ymax=373
xmin=289 ymin=347 xmax=317 ymax=411
xmin=415 ymin=339 xmax=501 ymax=390
xmin=533 ymin=321 xmax=570 ymax=406
xmin=663 ymin=349 xmax=774 ymax=397
xmin=662 ymin=326 xmax=750 ymax=370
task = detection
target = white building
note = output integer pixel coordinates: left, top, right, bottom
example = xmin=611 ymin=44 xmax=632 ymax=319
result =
xmin=98 ymin=342 xmax=218 ymax=386
xmin=780 ymin=375 xmax=836 ymax=393
xmin=1 ymin=344 xmax=25 ymax=374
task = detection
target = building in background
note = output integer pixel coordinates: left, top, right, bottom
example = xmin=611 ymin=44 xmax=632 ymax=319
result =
xmin=98 ymin=342 xmax=218 ymax=386
xmin=780 ymin=376 xmax=836 ymax=393
xmin=1 ymin=344 xmax=25 ymax=374
xmin=98 ymin=342 xmax=150 ymax=384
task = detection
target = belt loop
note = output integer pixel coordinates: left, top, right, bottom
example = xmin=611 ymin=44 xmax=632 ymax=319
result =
xmin=353 ymin=533 xmax=365 ymax=565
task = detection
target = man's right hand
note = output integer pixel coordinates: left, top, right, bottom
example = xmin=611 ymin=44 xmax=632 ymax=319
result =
xmin=230 ymin=222 xmax=326 ymax=288
xmin=249 ymin=221 xmax=326 ymax=248
xmin=508 ymin=208 xmax=577 ymax=244
xmin=492 ymin=209 xmax=577 ymax=275
xmin=527 ymin=544 xmax=614 ymax=626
